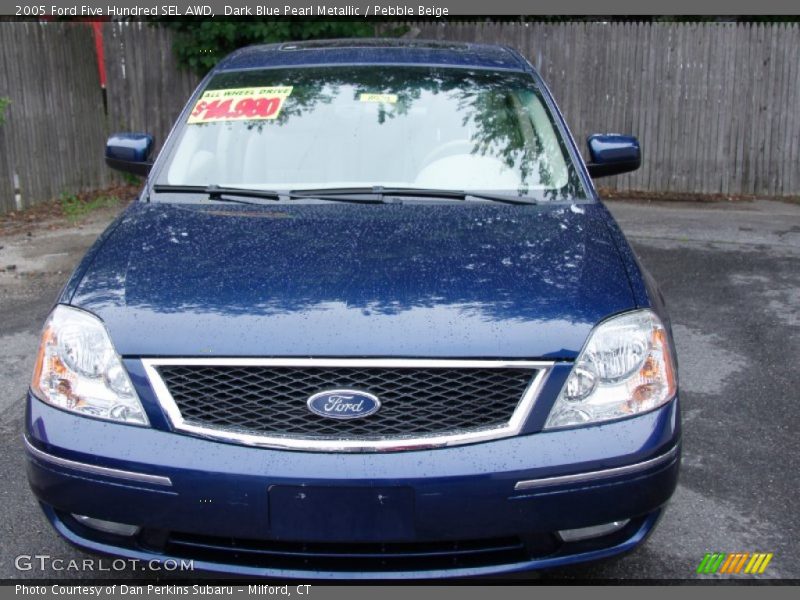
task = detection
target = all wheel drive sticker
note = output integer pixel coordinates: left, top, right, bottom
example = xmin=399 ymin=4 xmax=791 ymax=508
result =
xmin=188 ymin=86 xmax=293 ymax=124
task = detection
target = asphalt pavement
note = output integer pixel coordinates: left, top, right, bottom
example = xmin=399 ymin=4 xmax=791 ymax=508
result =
xmin=0 ymin=198 xmax=798 ymax=581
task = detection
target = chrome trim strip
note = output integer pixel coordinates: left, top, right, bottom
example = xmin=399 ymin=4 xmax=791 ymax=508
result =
xmin=142 ymin=358 xmax=555 ymax=453
xmin=513 ymin=445 xmax=680 ymax=491
xmin=143 ymin=358 xmax=555 ymax=369
xmin=24 ymin=437 xmax=173 ymax=487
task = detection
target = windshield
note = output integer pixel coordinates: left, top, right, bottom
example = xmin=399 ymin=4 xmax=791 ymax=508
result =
xmin=156 ymin=66 xmax=586 ymax=201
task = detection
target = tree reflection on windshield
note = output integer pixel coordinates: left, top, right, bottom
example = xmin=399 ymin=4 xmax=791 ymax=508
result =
xmin=163 ymin=66 xmax=585 ymax=201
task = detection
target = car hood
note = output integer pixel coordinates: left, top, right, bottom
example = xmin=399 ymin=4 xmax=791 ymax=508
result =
xmin=70 ymin=201 xmax=636 ymax=359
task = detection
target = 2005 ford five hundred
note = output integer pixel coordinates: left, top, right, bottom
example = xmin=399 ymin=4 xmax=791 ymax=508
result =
xmin=25 ymin=39 xmax=680 ymax=578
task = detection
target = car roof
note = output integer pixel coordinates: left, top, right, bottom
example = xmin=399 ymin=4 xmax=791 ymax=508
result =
xmin=214 ymin=39 xmax=529 ymax=73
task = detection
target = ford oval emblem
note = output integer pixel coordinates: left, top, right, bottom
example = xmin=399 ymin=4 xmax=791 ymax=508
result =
xmin=307 ymin=389 xmax=381 ymax=420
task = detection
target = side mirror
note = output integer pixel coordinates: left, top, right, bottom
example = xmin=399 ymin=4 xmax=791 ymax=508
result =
xmin=586 ymin=134 xmax=641 ymax=178
xmin=105 ymin=133 xmax=154 ymax=176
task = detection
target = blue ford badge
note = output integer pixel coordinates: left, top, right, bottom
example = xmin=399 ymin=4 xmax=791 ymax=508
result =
xmin=307 ymin=389 xmax=381 ymax=420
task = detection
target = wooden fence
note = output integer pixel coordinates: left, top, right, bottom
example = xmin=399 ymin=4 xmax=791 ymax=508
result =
xmin=103 ymin=22 xmax=199 ymax=157
xmin=407 ymin=21 xmax=800 ymax=197
xmin=0 ymin=22 xmax=111 ymax=213
xmin=1 ymin=21 xmax=799 ymax=213
xmin=0 ymin=21 xmax=199 ymax=214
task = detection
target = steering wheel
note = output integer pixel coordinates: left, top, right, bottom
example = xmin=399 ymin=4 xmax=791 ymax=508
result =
xmin=419 ymin=139 xmax=474 ymax=170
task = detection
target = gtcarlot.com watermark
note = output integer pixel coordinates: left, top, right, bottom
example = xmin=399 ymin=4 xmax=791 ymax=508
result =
xmin=15 ymin=554 xmax=194 ymax=573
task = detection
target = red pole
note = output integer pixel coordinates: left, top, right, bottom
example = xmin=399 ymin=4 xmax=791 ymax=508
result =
xmin=91 ymin=21 xmax=106 ymax=89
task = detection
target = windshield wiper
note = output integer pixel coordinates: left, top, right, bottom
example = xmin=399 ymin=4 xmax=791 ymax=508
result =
xmin=153 ymin=184 xmax=537 ymax=206
xmin=291 ymin=186 xmax=539 ymax=205
xmin=152 ymin=184 xmax=385 ymax=205
xmin=153 ymin=184 xmax=282 ymax=204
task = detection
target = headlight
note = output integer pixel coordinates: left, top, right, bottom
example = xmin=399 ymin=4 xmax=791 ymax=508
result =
xmin=31 ymin=305 xmax=148 ymax=426
xmin=545 ymin=310 xmax=676 ymax=429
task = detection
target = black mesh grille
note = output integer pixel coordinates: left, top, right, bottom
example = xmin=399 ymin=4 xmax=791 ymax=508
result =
xmin=158 ymin=365 xmax=536 ymax=439
xmin=164 ymin=532 xmax=541 ymax=572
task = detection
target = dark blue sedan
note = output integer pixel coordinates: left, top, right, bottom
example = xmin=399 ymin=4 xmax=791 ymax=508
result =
xmin=25 ymin=39 xmax=679 ymax=578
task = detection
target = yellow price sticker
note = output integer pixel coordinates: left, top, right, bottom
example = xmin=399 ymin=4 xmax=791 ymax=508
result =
xmin=188 ymin=86 xmax=293 ymax=124
xmin=359 ymin=93 xmax=398 ymax=104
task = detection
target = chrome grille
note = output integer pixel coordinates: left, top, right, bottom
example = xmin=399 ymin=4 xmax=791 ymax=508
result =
xmin=143 ymin=359 xmax=551 ymax=452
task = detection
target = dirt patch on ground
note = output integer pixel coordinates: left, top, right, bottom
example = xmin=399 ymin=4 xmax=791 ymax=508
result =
xmin=0 ymin=183 xmax=138 ymax=237
xmin=0 ymin=184 xmax=135 ymax=286
xmin=597 ymin=186 xmax=800 ymax=204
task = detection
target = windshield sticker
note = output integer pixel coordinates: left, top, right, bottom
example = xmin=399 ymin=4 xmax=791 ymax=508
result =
xmin=359 ymin=93 xmax=398 ymax=104
xmin=188 ymin=86 xmax=293 ymax=124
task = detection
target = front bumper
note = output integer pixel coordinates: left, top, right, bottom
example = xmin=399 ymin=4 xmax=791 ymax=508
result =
xmin=26 ymin=393 xmax=680 ymax=579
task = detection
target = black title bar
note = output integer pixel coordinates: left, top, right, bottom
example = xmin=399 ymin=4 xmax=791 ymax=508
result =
xmin=3 ymin=0 xmax=800 ymax=17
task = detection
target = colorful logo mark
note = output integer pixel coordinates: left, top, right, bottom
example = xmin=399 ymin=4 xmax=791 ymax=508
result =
xmin=697 ymin=552 xmax=773 ymax=575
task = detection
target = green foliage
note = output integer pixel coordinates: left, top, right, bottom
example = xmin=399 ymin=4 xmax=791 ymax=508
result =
xmin=0 ymin=97 xmax=10 ymax=126
xmin=161 ymin=21 xmax=377 ymax=76
xmin=60 ymin=191 xmax=120 ymax=221
xmin=119 ymin=171 xmax=142 ymax=186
